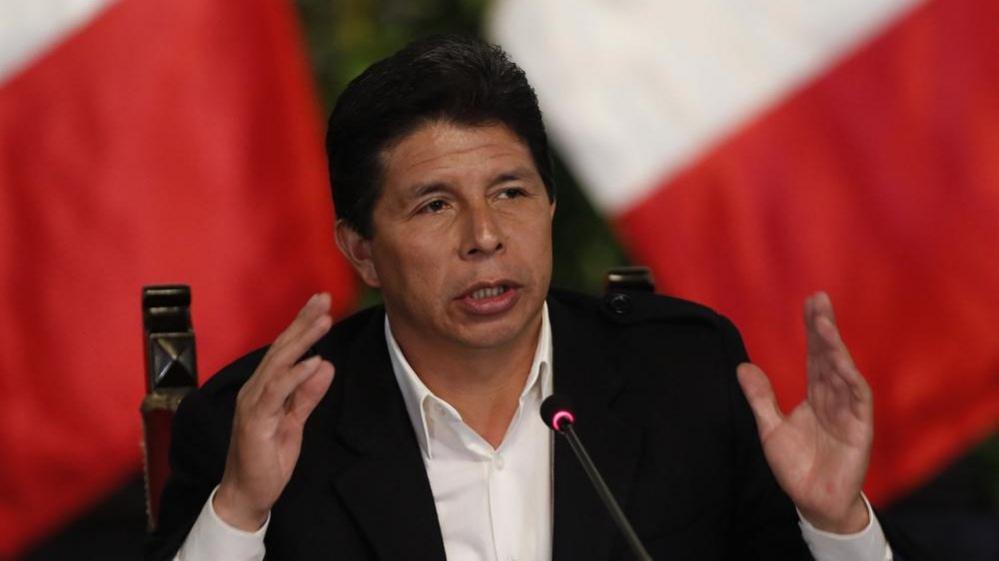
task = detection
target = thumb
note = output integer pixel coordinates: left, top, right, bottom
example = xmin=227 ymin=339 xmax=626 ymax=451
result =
xmin=736 ymin=362 xmax=784 ymax=438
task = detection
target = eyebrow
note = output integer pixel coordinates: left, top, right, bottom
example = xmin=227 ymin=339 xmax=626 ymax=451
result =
xmin=409 ymin=182 xmax=450 ymax=199
xmin=406 ymin=167 xmax=538 ymax=199
xmin=490 ymin=166 xmax=535 ymax=186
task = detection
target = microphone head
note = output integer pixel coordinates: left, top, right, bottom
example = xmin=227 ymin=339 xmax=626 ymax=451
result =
xmin=540 ymin=394 xmax=575 ymax=432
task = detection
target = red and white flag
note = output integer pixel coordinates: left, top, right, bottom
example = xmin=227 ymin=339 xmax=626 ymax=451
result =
xmin=491 ymin=0 xmax=999 ymax=504
xmin=0 ymin=0 xmax=356 ymax=555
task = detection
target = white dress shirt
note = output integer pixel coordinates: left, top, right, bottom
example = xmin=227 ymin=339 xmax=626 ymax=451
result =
xmin=386 ymin=305 xmax=554 ymax=561
xmin=176 ymin=303 xmax=892 ymax=561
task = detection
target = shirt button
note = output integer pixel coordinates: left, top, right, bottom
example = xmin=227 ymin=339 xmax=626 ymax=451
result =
xmin=494 ymin=454 xmax=505 ymax=470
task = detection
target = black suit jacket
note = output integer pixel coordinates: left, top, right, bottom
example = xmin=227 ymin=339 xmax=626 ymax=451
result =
xmin=147 ymin=290 xmax=819 ymax=560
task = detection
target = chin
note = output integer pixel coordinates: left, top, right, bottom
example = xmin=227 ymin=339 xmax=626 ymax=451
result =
xmin=454 ymin=308 xmax=542 ymax=350
xmin=456 ymin=329 xmax=521 ymax=350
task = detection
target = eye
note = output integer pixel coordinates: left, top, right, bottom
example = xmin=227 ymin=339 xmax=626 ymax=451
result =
xmin=497 ymin=187 xmax=527 ymax=199
xmin=419 ymin=199 xmax=450 ymax=214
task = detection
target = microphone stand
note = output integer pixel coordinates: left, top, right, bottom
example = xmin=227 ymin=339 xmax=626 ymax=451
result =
xmin=559 ymin=424 xmax=654 ymax=561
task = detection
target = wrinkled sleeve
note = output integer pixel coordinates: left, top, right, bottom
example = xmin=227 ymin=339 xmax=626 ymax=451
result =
xmin=173 ymin=486 xmax=268 ymax=561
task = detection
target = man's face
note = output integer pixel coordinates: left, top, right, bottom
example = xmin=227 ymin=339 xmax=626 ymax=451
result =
xmin=339 ymin=120 xmax=554 ymax=354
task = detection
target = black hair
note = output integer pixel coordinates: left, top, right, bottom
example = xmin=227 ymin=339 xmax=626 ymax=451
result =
xmin=325 ymin=34 xmax=556 ymax=238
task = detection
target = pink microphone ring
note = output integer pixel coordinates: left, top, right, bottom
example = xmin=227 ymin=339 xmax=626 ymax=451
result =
xmin=551 ymin=410 xmax=575 ymax=431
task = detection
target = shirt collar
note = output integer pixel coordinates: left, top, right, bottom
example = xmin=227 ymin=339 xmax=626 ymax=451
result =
xmin=385 ymin=303 xmax=553 ymax=459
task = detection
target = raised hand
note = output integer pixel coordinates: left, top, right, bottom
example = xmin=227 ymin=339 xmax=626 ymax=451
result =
xmin=214 ymin=293 xmax=336 ymax=531
xmin=736 ymin=292 xmax=873 ymax=533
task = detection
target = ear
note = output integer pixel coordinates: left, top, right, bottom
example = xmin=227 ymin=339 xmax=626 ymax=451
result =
xmin=335 ymin=221 xmax=381 ymax=288
xmin=549 ymin=198 xmax=557 ymax=219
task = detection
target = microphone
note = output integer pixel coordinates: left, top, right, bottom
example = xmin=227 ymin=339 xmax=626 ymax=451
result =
xmin=540 ymin=395 xmax=653 ymax=561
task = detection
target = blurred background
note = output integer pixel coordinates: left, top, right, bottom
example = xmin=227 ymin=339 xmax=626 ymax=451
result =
xmin=1 ymin=0 xmax=996 ymax=559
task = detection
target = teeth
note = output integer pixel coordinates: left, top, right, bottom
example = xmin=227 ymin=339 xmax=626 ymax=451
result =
xmin=470 ymin=286 xmax=507 ymax=300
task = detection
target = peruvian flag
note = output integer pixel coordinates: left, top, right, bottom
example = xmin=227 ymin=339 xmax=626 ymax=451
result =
xmin=491 ymin=0 xmax=999 ymax=505
xmin=0 ymin=0 xmax=356 ymax=556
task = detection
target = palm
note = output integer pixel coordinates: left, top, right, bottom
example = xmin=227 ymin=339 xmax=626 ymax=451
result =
xmin=215 ymin=293 xmax=336 ymax=530
xmin=737 ymin=292 xmax=872 ymax=531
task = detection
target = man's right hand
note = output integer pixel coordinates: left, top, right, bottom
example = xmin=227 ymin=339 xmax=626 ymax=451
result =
xmin=213 ymin=293 xmax=336 ymax=531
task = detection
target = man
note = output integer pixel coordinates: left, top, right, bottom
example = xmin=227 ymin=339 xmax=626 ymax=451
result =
xmin=148 ymin=35 xmax=908 ymax=560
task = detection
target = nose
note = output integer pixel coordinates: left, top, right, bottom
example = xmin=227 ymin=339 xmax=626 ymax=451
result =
xmin=460 ymin=202 xmax=504 ymax=259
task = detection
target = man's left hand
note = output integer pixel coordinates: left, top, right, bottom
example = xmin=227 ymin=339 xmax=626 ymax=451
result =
xmin=736 ymin=292 xmax=873 ymax=534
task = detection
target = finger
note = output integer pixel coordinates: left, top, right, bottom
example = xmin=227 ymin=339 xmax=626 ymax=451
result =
xmin=813 ymin=319 xmax=860 ymax=376
xmin=243 ymin=310 xmax=331 ymax=403
xmin=811 ymin=291 xmax=836 ymax=323
xmin=812 ymin=316 xmax=873 ymax=411
xmin=271 ymin=293 xmax=332 ymax=352
xmin=811 ymin=364 xmax=850 ymax=416
xmin=805 ymin=293 xmax=853 ymax=377
xmin=804 ymin=292 xmax=837 ymax=346
xmin=736 ymin=363 xmax=785 ymax=439
xmin=255 ymin=354 xmax=326 ymax=413
xmin=267 ymin=312 xmax=333 ymax=371
xmin=286 ymin=360 xmax=335 ymax=425
xmin=242 ymin=302 xmax=333 ymax=411
xmin=814 ymin=315 xmax=866 ymax=384
xmin=804 ymin=295 xmax=824 ymax=378
xmin=813 ymin=315 xmax=852 ymax=362
xmin=833 ymin=353 xmax=872 ymax=406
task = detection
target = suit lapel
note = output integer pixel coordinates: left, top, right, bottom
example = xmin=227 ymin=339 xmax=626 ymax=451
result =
xmin=322 ymin=309 xmax=447 ymax=561
xmin=307 ymin=297 xmax=643 ymax=561
xmin=549 ymin=297 xmax=644 ymax=561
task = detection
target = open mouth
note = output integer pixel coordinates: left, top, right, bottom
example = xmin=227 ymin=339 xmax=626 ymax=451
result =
xmin=469 ymin=285 xmax=509 ymax=300
xmin=456 ymin=282 xmax=521 ymax=315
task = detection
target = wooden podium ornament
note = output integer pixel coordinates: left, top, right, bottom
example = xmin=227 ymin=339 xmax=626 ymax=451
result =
xmin=140 ymin=285 xmax=198 ymax=532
